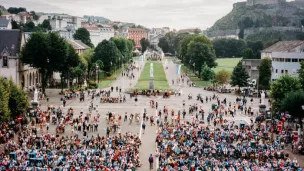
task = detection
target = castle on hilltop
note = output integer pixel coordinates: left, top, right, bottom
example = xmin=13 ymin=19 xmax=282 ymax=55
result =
xmin=246 ymin=0 xmax=286 ymax=6
xmin=233 ymin=0 xmax=286 ymax=8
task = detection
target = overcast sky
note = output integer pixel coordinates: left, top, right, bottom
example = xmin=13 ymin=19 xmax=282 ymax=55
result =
xmin=2 ymin=0 xmax=245 ymax=30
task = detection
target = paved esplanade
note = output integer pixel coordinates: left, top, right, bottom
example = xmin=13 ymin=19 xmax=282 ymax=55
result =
xmin=40 ymin=60 xmax=266 ymax=171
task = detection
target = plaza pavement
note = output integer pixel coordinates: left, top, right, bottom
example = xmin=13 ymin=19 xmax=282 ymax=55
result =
xmin=37 ymin=59 xmax=304 ymax=170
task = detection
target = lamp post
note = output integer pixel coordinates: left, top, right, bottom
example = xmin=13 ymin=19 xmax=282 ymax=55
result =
xmin=96 ymin=64 xmax=99 ymax=84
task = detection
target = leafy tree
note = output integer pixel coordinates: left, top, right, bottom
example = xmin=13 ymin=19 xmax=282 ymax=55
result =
xmin=201 ymin=63 xmax=215 ymax=81
xmin=113 ymin=25 xmax=118 ymax=30
xmin=179 ymin=34 xmax=196 ymax=64
xmin=298 ymin=61 xmax=304 ymax=89
xmin=238 ymin=29 xmax=244 ymax=39
xmin=158 ymin=37 xmax=170 ymax=53
xmin=215 ymin=70 xmax=231 ymax=86
xmin=187 ymin=40 xmax=217 ymax=77
xmin=94 ymin=40 xmax=120 ymax=72
xmin=259 ymin=58 xmax=272 ymax=90
xmin=212 ymin=38 xmax=246 ymax=57
xmin=247 ymin=41 xmax=263 ymax=58
xmin=0 ymin=10 xmax=2 ymax=16
xmin=0 ymin=77 xmax=10 ymax=121
xmin=140 ymin=38 xmax=150 ymax=53
xmin=21 ymin=32 xmax=49 ymax=93
xmin=7 ymin=7 xmax=26 ymax=14
xmin=26 ymin=21 xmax=35 ymax=30
xmin=30 ymin=11 xmax=39 ymax=20
xmin=280 ymin=90 xmax=304 ymax=121
xmin=11 ymin=20 xmax=20 ymax=29
xmin=231 ymin=61 xmax=249 ymax=89
xmin=41 ymin=20 xmax=52 ymax=30
xmin=8 ymin=79 xmax=28 ymax=119
xmin=270 ymin=74 xmax=302 ymax=112
xmin=81 ymin=49 xmax=94 ymax=79
xmin=113 ymin=37 xmax=129 ymax=62
xmin=243 ymin=48 xmax=254 ymax=59
xmin=73 ymin=28 xmax=94 ymax=48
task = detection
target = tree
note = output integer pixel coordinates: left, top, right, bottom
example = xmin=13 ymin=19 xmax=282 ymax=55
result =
xmin=140 ymin=38 xmax=150 ymax=53
xmin=26 ymin=21 xmax=35 ymax=30
xmin=30 ymin=11 xmax=39 ymax=20
xmin=113 ymin=37 xmax=129 ymax=62
xmin=201 ymin=63 xmax=215 ymax=81
xmin=158 ymin=37 xmax=170 ymax=53
xmin=259 ymin=58 xmax=272 ymax=90
xmin=73 ymin=28 xmax=94 ymax=48
xmin=212 ymin=38 xmax=246 ymax=58
xmin=298 ymin=61 xmax=304 ymax=89
xmin=41 ymin=20 xmax=52 ymax=30
xmin=230 ymin=61 xmax=249 ymax=89
xmin=21 ymin=32 xmax=69 ymax=94
xmin=270 ymin=74 xmax=302 ymax=112
xmin=247 ymin=41 xmax=263 ymax=59
xmin=0 ymin=77 xmax=10 ymax=121
xmin=243 ymin=48 xmax=254 ymax=59
xmin=94 ymin=40 xmax=120 ymax=72
xmin=8 ymin=79 xmax=28 ymax=119
xmin=187 ymin=40 xmax=217 ymax=77
xmin=238 ymin=29 xmax=244 ymax=39
xmin=113 ymin=25 xmax=118 ymax=30
xmin=11 ymin=20 xmax=20 ymax=29
xmin=0 ymin=10 xmax=2 ymax=16
xmin=0 ymin=77 xmax=29 ymax=122
xmin=215 ymin=70 xmax=231 ymax=86
xmin=280 ymin=90 xmax=304 ymax=121
xmin=81 ymin=49 xmax=94 ymax=80
xmin=7 ymin=7 xmax=27 ymax=14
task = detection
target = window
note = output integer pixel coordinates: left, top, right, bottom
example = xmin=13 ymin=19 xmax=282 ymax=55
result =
xmin=285 ymin=70 xmax=288 ymax=73
xmin=281 ymin=70 xmax=284 ymax=74
xmin=275 ymin=69 xmax=278 ymax=73
xmin=292 ymin=58 xmax=298 ymax=62
xmin=2 ymin=56 xmax=8 ymax=67
xmin=285 ymin=58 xmax=291 ymax=62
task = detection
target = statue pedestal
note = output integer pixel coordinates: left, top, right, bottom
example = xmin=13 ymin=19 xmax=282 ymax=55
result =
xmin=149 ymin=77 xmax=154 ymax=90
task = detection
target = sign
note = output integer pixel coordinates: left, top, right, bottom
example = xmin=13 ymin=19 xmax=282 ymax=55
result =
xmin=176 ymin=65 xmax=181 ymax=75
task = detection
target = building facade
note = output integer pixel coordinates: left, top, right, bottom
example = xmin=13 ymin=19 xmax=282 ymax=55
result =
xmin=242 ymin=59 xmax=261 ymax=80
xmin=0 ymin=19 xmax=12 ymax=30
xmin=261 ymin=40 xmax=304 ymax=81
xmin=0 ymin=29 xmax=40 ymax=90
xmin=128 ymin=28 xmax=148 ymax=48
xmin=67 ymin=40 xmax=90 ymax=55
xmin=82 ymin=25 xmax=114 ymax=47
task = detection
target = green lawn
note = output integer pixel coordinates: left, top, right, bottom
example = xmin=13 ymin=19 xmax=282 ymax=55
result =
xmin=213 ymin=58 xmax=241 ymax=73
xmin=135 ymin=61 xmax=169 ymax=90
xmin=98 ymin=66 xmax=126 ymax=89
xmin=180 ymin=58 xmax=241 ymax=87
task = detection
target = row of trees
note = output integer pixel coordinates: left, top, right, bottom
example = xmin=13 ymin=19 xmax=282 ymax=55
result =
xmin=21 ymin=28 xmax=134 ymax=93
xmin=212 ymin=38 xmax=264 ymax=59
xmin=158 ymin=32 xmax=217 ymax=78
xmin=12 ymin=20 xmax=52 ymax=32
xmin=0 ymin=77 xmax=28 ymax=122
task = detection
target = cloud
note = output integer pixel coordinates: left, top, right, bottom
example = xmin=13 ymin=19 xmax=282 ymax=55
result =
xmin=1 ymin=0 xmax=245 ymax=29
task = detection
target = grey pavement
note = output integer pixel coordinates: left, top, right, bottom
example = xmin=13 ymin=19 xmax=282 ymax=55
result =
xmin=36 ymin=59 xmax=304 ymax=169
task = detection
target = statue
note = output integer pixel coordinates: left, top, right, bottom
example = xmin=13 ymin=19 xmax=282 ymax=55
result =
xmin=84 ymin=80 xmax=87 ymax=88
xmin=34 ymin=88 xmax=39 ymax=102
xmin=150 ymin=63 xmax=154 ymax=78
xmin=260 ymin=90 xmax=265 ymax=104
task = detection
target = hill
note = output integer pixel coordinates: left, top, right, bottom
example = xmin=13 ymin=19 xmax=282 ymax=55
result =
xmin=83 ymin=15 xmax=111 ymax=22
xmin=209 ymin=2 xmax=304 ymax=32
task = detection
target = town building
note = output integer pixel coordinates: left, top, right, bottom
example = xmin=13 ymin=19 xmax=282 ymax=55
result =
xmin=178 ymin=28 xmax=201 ymax=34
xmin=0 ymin=29 xmax=40 ymax=90
xmin=67 ymin=40 xmax=90 ymax=55
xmin=82 ymin=24 xmax=114 ymax=47
xmin=0 ymin=19 xmax=12 ymax=30
xmin=128 ymin=28 xmax=148 ymax=48
xmin=242 ymin=59 xmax=261 ymax=80
xmin=261 ymin=40 xmax=304 ymax=81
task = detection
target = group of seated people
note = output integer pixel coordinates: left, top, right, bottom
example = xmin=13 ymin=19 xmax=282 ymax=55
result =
xmin=100 ymin=96 xmax=120 ymax=103
xmin=1 ymin=131 xmax=142 ymax=170
xmin=156 ymin=121 xmax=302 ymax=171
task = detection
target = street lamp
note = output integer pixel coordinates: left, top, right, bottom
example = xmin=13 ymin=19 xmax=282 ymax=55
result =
xmin=96 ymin=64 xmax=99 ymax=84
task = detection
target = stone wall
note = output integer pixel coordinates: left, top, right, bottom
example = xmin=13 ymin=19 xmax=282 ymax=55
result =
xmin=246 ymin=0 xmax=286 ymax=6
xmin=206 ymin=26 xmax=302 ymax=38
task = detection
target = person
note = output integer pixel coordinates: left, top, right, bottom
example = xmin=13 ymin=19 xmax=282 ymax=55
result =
xmin=148 ymin=154 xmax=154 ymax=170
xmin=63 ymin=99 xmax=66 ymax=107
xmin=142 ymin=123 xmax=146 ymax=134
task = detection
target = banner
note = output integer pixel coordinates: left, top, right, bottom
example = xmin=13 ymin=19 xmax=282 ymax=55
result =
xmin=176 ymin=65 xmax=181 ymax=75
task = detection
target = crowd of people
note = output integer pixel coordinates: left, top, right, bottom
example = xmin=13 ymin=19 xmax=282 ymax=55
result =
xmin=156 ymin=120 xmax=302 ymax=171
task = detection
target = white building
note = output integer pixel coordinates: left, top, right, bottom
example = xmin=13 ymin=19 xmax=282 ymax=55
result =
xmin=0 ymin=29 xmax=40 ymax=89
xmin=50 ymin=19 xmax=68 ymax=30
xmin=83 ymin=25 xmax=114 ymax=47
xmin=0 ymin=19 xmax=12 ymax=30
xmin=261 ymin=40 xmax=304 ymax=81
